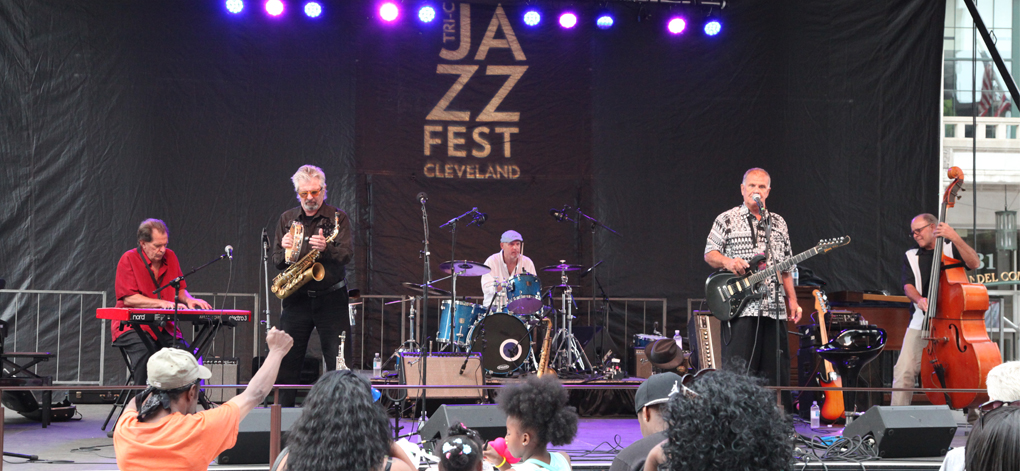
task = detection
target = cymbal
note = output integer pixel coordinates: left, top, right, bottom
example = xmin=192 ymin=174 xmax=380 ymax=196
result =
xmin=549 ymin=284 xmax=580 ymax=290
xmin=438 ymin=260 xmax=491 ymax=277
xmin=401 ymin=281 xmax=451 ymax=297
xmin=541 ymin=263 xmax=584 ymax=272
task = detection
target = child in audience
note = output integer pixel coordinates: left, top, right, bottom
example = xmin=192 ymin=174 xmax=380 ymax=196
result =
xmin=483 ymin=376 xmax=579 ymax=471
xmin=438 ymin=423 xmax=484 ymax=471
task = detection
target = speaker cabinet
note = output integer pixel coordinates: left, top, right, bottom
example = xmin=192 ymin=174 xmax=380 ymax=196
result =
xmin=418 ymin=404 xmax=507 ymax=452
xmin=687 ymin=311 xmax=721 ymax=371
xmin=630 ymin=348 xmax=653 ymax=378
xmin=205 ymin=356 xmax=239 ymax=403
xmin=842 ymin=405 xmax=957 ymax=458
xmin=399 ymin=353 xmax=483 ymax=400
xmin=217 ymin=407 xmax=304 ymax=465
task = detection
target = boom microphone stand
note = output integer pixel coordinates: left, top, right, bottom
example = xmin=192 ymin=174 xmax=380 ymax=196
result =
xmin=153 ymin=249 xmax=231 ymax=351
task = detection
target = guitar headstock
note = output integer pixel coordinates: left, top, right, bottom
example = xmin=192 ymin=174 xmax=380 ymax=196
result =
xmin=812 ymin=289 xmax=829 ymax=316
xmin=816 ymin=236 xmax=851 ymax=252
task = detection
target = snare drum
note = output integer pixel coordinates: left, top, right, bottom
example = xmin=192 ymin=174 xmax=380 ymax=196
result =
xmin=438 ymin=301 xmax=486 ymax=346
xmin=506 ymin=274 xmax=542 ymax=314
xmin=467 ymin=313 xmax=532 ymax=375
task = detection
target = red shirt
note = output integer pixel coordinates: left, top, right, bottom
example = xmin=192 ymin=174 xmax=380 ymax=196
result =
xmin=112 ymin=247 xmax=186 ymax=342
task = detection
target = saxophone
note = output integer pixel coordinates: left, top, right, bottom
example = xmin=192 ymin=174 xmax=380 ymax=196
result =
xmin=537 ymin=318 xmax=556 ymax=378
xmin=271 ymin=214 xmax=340 ymax=299
xmin=336 ymin=332 xmax=349 ymax=370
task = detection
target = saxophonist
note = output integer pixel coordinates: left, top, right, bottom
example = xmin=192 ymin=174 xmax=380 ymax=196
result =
xmin=272 ymin=165 xmax=354 ymax=407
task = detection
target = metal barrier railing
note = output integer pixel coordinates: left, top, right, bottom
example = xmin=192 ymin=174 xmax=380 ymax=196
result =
xmin=0 ymin=289 xmax=108 ymax=385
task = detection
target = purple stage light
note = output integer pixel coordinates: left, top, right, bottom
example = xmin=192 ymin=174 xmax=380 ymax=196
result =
xmin=380 ymin=2 xmax=399 ymax=22
xmin=305 ymin=2 xmax=322 ymax=18
xmin=226 ymin=0 xmax=244 ymax=14
xmin=667 ymin=17 xmax=686 ymax=35
xmin=559 ymin=13 xmax=577 ymax=29
xmin=265 ymin=0 xmax=284 ymax=16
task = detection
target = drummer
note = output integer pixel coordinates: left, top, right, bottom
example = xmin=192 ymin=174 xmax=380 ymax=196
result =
xmin=481 ymin=230 xmax=537 ymax=311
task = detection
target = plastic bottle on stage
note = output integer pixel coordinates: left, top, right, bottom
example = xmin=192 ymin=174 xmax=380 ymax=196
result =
xmin=673 ymin=330 xmax=683 ymax=350
xmin=373 ymin=353 xmax=382 ymax=378
xmin=793 ymin=266 xmax=800 ymax=287
xmin=810 ymin=401 xmax=820 ymax=428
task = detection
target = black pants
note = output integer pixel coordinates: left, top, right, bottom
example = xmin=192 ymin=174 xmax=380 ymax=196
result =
xmin=112 ymin=329 xmax=189 ymax=389
xmin=722 ymin=315 xmax=793 ymax=411
xmin=277 ymin=287 xmax=350 ymax=407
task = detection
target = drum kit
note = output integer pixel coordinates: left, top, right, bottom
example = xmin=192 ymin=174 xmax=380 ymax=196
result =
xmin=392 ymin=259 xmax=599 ymax=377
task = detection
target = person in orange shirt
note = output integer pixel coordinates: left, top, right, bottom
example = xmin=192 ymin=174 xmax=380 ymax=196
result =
xmin=113 ymin=327 xmax=293 ymax=470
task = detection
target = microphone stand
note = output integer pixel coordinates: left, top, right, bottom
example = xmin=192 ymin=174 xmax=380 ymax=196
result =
xmin=153 ymin=251 xmax=229 ymax=352
xmin=756 ymin=202 xmax=784 ymax=393
xmin=438 ymin=207 xmax=483 ymax=353
xmin=573 ymin=208 xmax=619 ymax=336
xmin=417 ymin=196 xmax=433 ymax=430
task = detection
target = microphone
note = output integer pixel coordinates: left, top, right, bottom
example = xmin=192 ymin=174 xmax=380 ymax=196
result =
xmin=417 ymin=192 xmax=428 ymax=204
xmin=580 ymin=260 xmax=603 ymax=278
xmin=752 ymin=193 xmax=765 ymax=209
xmin=261 ymin=228 xmax=270 ymax=251
xmin=225 ymin=245 xmax=233 ymax=260
xmin=473 ymin=211 xmax=488 ymax=226
xmin=550 ymin=205 xmax=571 ymax=222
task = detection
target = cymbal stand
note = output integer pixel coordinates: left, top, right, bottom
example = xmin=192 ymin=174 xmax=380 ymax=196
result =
xmin=552 ymin=269 xmax=592 ymax=373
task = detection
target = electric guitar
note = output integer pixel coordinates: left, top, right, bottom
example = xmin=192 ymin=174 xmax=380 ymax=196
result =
xmin=813 ymin=289 xmax=844 ymax=423
xmin=704 ymin=236 xmax=850 ymax=322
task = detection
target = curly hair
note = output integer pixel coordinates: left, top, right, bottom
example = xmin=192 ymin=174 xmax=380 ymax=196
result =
xmin=438 ymin=424 xmax=483 ymax=471
xmin=496 ymin=375 xmax=578 ymax=446
xmin=286 ymin=370 xmax=391 ymax=471
xmin=965 ymin=405 xmax=1020 ymax=471
xmin=662 ymin=369 xmax=792 ymax=471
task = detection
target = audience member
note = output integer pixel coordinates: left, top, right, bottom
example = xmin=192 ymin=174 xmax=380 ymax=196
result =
xmin=644 ymin=369 xmax=793 ymax=471
xmin=438 ymin=423 xmax=484 ymax=471
xmin=114 ymin=327 xmax=293 ymax=470
xmin=609 ymin=372 xmax=681 ymax=471
xmin=964 ymin=404 xmax=1020 ymax=471
xmin=941 ymin=361 xmax=1020 ymax=471
xmin=271 ymin=369 xmax=416 ymax=471
xmin=482 ymin=375 xmax=579 ymax=471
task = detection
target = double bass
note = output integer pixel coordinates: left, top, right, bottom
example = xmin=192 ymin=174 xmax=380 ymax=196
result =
xmin=919 ymin=167 xmax=1001 ymax=409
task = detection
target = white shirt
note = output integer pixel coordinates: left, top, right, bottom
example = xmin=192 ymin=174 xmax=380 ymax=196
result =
xmin=481 ymin=251 xmax=536 ymax=308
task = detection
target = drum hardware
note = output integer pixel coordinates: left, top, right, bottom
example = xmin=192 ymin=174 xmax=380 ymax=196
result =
xmin=400 ymin=281 xmax=451 ymax=297
xmin=544 ymin=260 xmax=594 ymax=374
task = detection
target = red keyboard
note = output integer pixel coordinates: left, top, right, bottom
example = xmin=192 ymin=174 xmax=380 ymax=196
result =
xmin=96 ymin=308 xmax=252 ymax=323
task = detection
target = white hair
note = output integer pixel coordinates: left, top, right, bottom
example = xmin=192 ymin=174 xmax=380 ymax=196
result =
xmin=291 ymin=165 xmax=327 ymax=193
xmin=742 ymin=167 xmax=771 ymax=186
xmin=987 ymin=361 xmax=1020 ymax=402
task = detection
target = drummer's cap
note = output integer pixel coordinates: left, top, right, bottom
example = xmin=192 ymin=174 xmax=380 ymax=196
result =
xmin=501 ymin=230 xmax=524 ymax=243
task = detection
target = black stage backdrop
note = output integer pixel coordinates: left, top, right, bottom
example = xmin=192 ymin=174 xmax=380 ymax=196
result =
xmin=0 ymin=0 xmax=944 ymax=383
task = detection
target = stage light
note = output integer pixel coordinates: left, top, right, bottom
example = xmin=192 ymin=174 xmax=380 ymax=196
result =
xmin=304 ymin=2 xmax=322 ymax=17
xmin=559 ymin=13 xmax=577 ymax=29
xmin=419 ymin=5 xmax=436 ymax=23
xmin=596 ymin=15 xmax=614 ymax=29
xmin=380 ymin=2 xmax=399 ymax=22
xmin=523 ymin=10 xmax=541 ymax=27
xmin=265 ymin=0 xmax=284 ymax=16
xmin=704 ymin=19 xmax=721 ymax=36
xmin=226 ymin=0 xmax=244 ymax=14
xmin=667 ymin=17 xmax=686 ymax=35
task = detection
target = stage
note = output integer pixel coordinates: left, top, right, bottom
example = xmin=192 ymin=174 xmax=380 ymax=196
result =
xmin=1 ymin=401 xmax=970 ymax=470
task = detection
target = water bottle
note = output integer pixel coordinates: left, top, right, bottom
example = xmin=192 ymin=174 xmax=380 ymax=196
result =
xmin=673 ymin=330 xmax=683 ymax=350
xmin=373 ymin=353 xmax=382 ymax=378
xmin=793 ymin=266 xmax=800 ymax=287
xmin=810 ymin=401 xmax=820 ymax=428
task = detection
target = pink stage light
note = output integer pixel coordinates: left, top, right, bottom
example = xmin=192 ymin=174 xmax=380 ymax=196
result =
xmin=379 ymin=2 xmax=399 ymax=22
xmin=265 ymin=0 xmax=284 ymax=17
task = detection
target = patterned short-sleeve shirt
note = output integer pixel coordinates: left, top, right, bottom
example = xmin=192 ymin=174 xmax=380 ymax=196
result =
xmin=704 ymin=204 xmax=794 ymax=319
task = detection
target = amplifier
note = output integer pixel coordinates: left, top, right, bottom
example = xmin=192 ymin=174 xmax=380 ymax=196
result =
xmin=205 ymin=357 xmax=239 ymax=403
xmin=687 ymin=311 xmax=721 ymax=371
xmin=399 ymin=353 xmax=483 ymax=400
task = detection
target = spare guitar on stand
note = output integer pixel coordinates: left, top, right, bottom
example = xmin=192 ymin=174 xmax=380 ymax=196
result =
xmin=811 ymin=290 xmax=844 ymax=423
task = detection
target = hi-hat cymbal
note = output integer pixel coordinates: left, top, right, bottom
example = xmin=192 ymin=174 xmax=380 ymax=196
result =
xmin=401 ymin=281 xmax=451 ymax=297
xmin=549 ymin=284 xmax=580 ymax=290
xmin=438 ymin=260 xmax=491 ymax=277
xmin=541 ymin=263 xmax=584 ymax=272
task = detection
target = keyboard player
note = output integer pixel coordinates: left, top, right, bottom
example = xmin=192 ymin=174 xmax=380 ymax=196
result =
xmin=112 ymin=218 xmax=211 ymax=388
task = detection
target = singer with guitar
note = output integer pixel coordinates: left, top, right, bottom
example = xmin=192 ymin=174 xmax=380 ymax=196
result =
xmin=112 ymin=218 xmax=212 ymax=388
xmin=704 ymin=168 xmax=800 ymax=409
xmin=891 ymin=214 xmax=979 ymax=406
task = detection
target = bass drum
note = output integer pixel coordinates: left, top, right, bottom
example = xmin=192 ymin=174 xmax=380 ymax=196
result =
xmin=468 ymin=314 xmax=532 ymax=375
